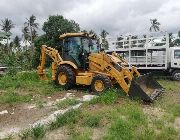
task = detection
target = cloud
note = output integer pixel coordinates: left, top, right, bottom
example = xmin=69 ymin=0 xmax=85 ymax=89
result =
xmin=0 ymin=0 xmax=180 ymax=38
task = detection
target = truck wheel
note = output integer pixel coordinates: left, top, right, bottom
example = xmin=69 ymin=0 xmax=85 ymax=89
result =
xmin=56 ymin=65 xmax=75 ymax=89
xmin=91 ymin=74 xmax=112 ymax=94
xmin=172 ymin=70 xmax=180 ymax=81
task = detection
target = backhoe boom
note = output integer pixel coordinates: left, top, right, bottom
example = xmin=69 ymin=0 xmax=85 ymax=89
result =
xmin=37 ymin=45 xmax=63 ymax=80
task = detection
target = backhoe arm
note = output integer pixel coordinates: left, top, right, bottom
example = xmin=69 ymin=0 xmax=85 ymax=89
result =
xmin=37 ymin=45 xmax=63 ymax=80
xmin=89 ymin=52 xmax=140 ymax=94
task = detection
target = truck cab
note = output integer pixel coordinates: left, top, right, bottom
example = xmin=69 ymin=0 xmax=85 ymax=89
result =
xmin=170 ymin=47 xmax=180 ymax=80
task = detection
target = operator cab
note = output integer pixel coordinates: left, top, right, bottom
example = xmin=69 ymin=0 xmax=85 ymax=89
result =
xmin=170 ymin=47 xmax=180 ymax=69
xmin=60 ymin=33 xmax=99 ymax=70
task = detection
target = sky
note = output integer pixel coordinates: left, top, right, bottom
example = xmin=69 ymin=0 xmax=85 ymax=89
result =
xmin=0 ymin=0 xmax=180 ymax=38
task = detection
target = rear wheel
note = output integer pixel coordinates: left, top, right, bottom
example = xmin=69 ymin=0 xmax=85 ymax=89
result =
xmin=56 ymin=65 xmax=75 ymax=89
xmin=91 ymin=74 xmax=112 ymax=94
xmin=172 ymin=70 xmax=180 ymax=81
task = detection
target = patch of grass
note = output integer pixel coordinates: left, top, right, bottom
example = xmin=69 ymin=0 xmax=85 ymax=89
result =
xmin=158 ymin=80 xmax=179 ymax=91
xmin=102 ymin=100 xmax=152 ymax=140
xmin=154 ymin=90 xmax=180 ymax=119
xmin=31 ymin=124 xmax=45 ymax=139
xmin=156 ymin=126 xmax=178 ymax=140
xmin=49 ymin=109 xmax=81 ymax=130
xmin=138 ymin=128 xmax=155 ymax=140
xmin=171 ymin=104 xmax=180 ymax=117
xmin=56 ymin=99 xmax=80 ymax=109
xmin=0 ymin=91 xmax=32 ymax=104
xmin=89 ymin=90 xmax=119 ymax=105
xmin=18 ymin=129 xmax=31 ymax=140
xmin=36 ymin=100 xmax=47 ymax=108
xmin=103 ymin=117 xmax=134 ymax=140
xmin=152 ymin=119 xmax=165 ymax=130
xmin=0 ymin=71 xmax=62 ymax=104
xmin=82 ymin=115 xmax=101 ymax=127
xmin=70 ymin=128 xmax=92 ymax=140
xmin=117 ymin=100 xmax=147 ymax=126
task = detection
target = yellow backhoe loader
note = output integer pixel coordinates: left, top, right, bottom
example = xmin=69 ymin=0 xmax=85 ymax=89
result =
xmin=37 ymin=32 xmax=163 ymax=102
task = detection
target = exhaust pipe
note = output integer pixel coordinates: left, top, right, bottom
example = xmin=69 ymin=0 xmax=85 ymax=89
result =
xmin=128 ymin=74 xmax=164 ymax=102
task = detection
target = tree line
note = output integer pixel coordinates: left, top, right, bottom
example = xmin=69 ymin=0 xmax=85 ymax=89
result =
xmin=1 ymin=16 xmax=179 ymax=74
xmin=0 ymin=14 xmax=109 ymax=74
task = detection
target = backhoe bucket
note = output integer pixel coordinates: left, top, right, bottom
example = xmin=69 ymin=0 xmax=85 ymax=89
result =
xmin=128 ymin=74 xmax=163 ymax=102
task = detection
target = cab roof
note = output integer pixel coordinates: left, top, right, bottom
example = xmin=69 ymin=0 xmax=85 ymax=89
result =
xmin=59 ymin=32 xmax=88 ymax=39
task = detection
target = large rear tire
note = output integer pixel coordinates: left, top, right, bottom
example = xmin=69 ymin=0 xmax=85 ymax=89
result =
xmin=56 ymin=65 xmax=75 ymax=89
xmin=91 ymin=74 xmax=112 ymax=94
xmin=172 ymin=70 xmax=180 ymax=81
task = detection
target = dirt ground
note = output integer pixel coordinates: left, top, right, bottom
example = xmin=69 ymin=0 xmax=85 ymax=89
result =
xmin=0 ymin=90 xmax=88 ymax=139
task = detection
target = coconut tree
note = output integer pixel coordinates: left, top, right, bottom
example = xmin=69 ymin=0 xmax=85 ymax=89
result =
xmin=0 ymin=18 xmax=14 ymax=49
xmin=13 ymin=36 xmax=21 ymax=51
xmin=149 ymin=19 xmax=160 ymax=32
xmin=22 ymin=26 xmax=30 ymax=49
xmin=100 ymin=29 xmax=109 ymax=50
xmin=89 ymin=30 xmax=98 ymax=39
xmin=24 ymin=15 xmax=39 ymax=45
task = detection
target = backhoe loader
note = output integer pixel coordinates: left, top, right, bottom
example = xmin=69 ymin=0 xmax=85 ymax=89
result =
xmin=37 ymin=32 xmax=163 ymax=102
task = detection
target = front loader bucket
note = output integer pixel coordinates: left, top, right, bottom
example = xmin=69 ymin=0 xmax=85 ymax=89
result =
xmin=128 ymin=74 xmax=164 ymax=102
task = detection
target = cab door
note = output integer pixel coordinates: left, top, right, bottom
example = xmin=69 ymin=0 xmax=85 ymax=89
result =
xmin=63 ymin=37 xmax=82 ymax=67
xmin=171 ymin=49 xmax=180 ymax=68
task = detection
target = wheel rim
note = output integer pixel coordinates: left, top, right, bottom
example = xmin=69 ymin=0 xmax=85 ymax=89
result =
xmin=174 ymin=72 xmax=180 ymax=80
xmin=58 ymin=72 xmax=67 ymax=85
xmin=94 ymin=80 xmax=104 ymax=92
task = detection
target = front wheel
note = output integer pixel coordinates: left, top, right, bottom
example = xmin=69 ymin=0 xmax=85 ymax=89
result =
xmin=55 ymin=65 xmax=75 ymax=89
xmin=91 ymin=74 xmax=112 ymax=94
xmin=172 ymin=70 xmax=180 ymax=81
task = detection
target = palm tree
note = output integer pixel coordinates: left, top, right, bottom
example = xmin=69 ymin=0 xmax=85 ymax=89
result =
xmin=149 ymin=19 xmax=160 ymax=32
xmin=13 ymin=36 xmax=20 ymax=51
xmin=169 ymin=33 xmax=174 ymax=47
xmin=32 ymin=29 xmax=38 ymax=40
xmin=89 ymin=30 xmax=98 ymax=39
xmin=100 ymin=29 xmax=109 ymax=50
xmin=22 ymin=26 xmax=30 ymax=49
xmin=24 ymin=15 xmax=39 ymax=45
xmin=0 ymin=18 xmax=14 ymax=49
xmin=100 ymin=29 xmax=109 ymax=39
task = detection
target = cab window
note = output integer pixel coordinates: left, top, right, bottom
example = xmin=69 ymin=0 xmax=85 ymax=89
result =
xmin=64 ymin=37 xmax=82 ymax=54
xmin=174 ymin=50 xmax=180 ymax=59
xmin=82 ymin=37 xmax=90 ymax=53
xmin=90 ymin=39 xmax=99 ymax=53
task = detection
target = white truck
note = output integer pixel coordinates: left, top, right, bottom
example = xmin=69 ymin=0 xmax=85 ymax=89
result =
xmin=106 ymin=32 xmax=180 ymax=80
